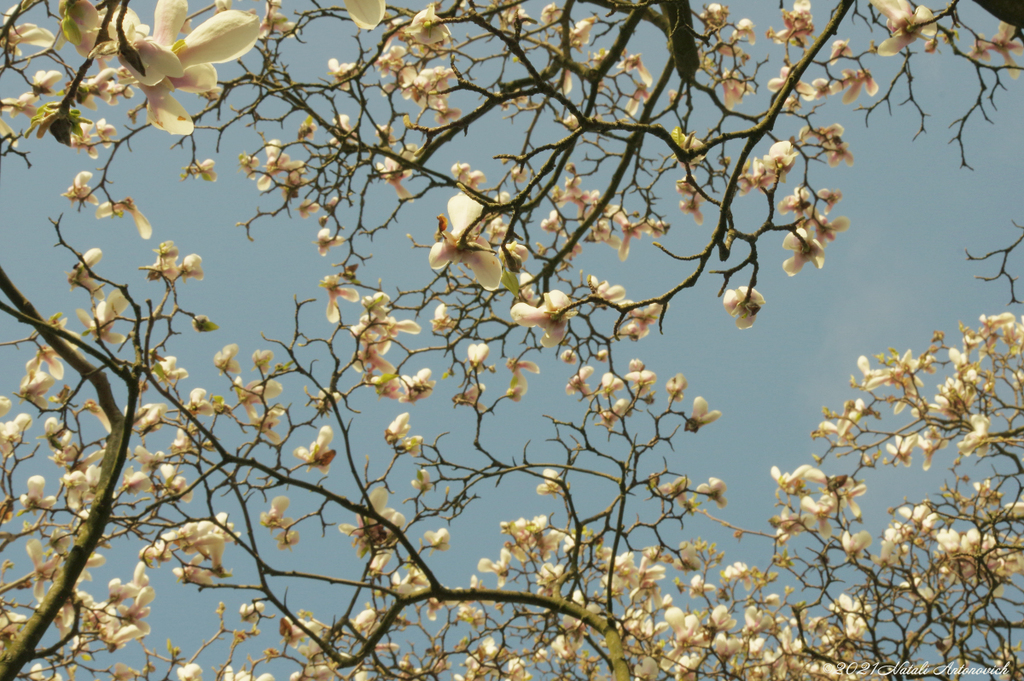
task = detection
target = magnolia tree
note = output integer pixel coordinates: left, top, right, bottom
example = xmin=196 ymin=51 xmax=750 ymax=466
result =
xmin=0 ymin=0 xmax=1022 ymax=680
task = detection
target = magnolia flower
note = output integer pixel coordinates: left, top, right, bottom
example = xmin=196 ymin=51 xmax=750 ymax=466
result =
xmin=214 ymin=343 xmax=240 ymax=374
xmin=122 ymin=0 xmax=260 ymax=134
xmin=321 ymin=274 xmax=359 ymax=323
xmin=77 ymin=289 xmax=130 ymax=343
xmin=20 ymin=475 xmax=56 ymax=511
xmin=723 ymin=287 xmax=764 ymax=329
xmin=763 ymin=140 xmax=798 ymax=183
xmin=510 ymin=290 xmax=572 ymax=348
xmin=686 ymin=396 xmax=721 ymax=432
xmin=63 ymin=171 xmax=98 ymax=206
xmin=407 ymin=4 xmax=450 ymax=44
xmin=842 ymin=529 xmax=872 ymax=558
xmin=96 ymin=198 xmax=152 ymax=239
xmin=293 ymin=425 xmax=336 ymax=474
xmin=870 ymin=0 xmax=936 ymax=56
xmin=339 ymin=487 xmax=406 ymax=556
xmin=782 ymin=227 xmax=825 ymax=276
xmin=696 ymin=477 xmax=728 ymax=509
xmin=429 ymin=193 xmax=502 ymax=290
xmin=424 ymin=528 xmax=450 ymax=552
xmin=314 ymin=228 xmax=345 ymax=255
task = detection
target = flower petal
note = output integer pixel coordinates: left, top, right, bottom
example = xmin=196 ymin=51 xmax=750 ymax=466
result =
xmin=178 ymin=10 xmax=260 ymax=68
xmin=463 ymin=250 xmax=502 ymax=290
xmin=140 ymin=83 xmax=194 ymax=135
xmin=447 ymin=193 xmax=483 ymax=235
xmin=344 ymin=0 xmax=387 ymax=30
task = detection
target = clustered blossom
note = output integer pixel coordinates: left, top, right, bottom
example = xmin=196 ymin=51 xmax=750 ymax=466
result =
xmin=58 ymin=0 xmax=261 ymax=135
xmin=339 ymin=488 xmax=406 ymax=564
xmin=344 ymin=294 xmax=432 ymax=404
xmin=143 ymin=241 xmax=203 ymax=281
xmin=768 ymin=0 xmax=815 ymax=46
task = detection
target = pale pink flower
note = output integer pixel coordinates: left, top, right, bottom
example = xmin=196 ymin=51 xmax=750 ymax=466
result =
xmin=338 ymin=487 xmax=407 ymax=557
xmin=870 ymin=0 xmax=936 ymax=56
xmin=721 ymin=70 xmax=753 ymax=110
xmin=617 ymin=53 xmax=653 ymax=87
xmin=839 ymin=69 xmax=879 ymax=103
xmin=406 ymin=5 xmax=450 ymax=44
xmin=666 ymin=373 xmax=688 ymax=403
xmin=988 ymin=22 xmax=1023 ymax=78
xmin=63 ymin=171 xmax=98 ymax=206
xmin=782 ymin=227 xmax=825 ymax=276
xmin=214 ymin=343 xmax=240 ymax=374
xmin=67 ymin=247 xmax=104 ymax=295
xmin=377 ymin=156 xmax=412 ymax=199
xmin=20 ymin=475 xmax=56 ymax=511
xmin=624 ymin=360 xmax=657 ymax=396
xmin=429 ymin=193 xmax=502 ymax=291
xmin=77 ymin=289 xmax=130 ymax=344
xmin=399 ymin=368 xmax=435 ymax=404
xmin=466 ymin=343 xmax=489 ymax=371
xmin=723 ymin=287 xmax=765 ymax=329
xmin=292 ymin=425 xmax=335 ymax=472
xmin=842 ymin=530 xmax=872 ymax=558
xmin=734 ymin=18 xmax=756 ymax=44
xmin=320 ymin=274 xmax=360 ymax=323
xmin=810 ymin=212 xmax=850 ymax=244
xmin=510 ymin=289 xmax=572 ymax=348
xmin=957 ymin=414 xmax=990 ymax=456
xmin=686 ymin=396 xmax=721 ymax=432
xmin=424 ymin=528 xmax=450 ymax=552
xmin=830 ymin=38 xmax=852 ymax=63
xmin=768 ymin=0 xmax=814 ymax=46
xmin=767 ymin=66 xmax=790 ymax=93
xmin=96 ymin=198 xmax=152 ymax=239
xmin=763 ymin=140 xmax=797 ymax=184
xmin=477 ymin=548 xmax=512 ymax=587
xmin=18 ymin=370 xmax=54 ymax=410
xmin=696 ymin=477 xmax=728 ymax=509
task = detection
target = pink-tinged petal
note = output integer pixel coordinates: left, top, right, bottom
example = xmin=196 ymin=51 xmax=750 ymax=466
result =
xmin=137 ymin=39 xmax=184 ymax=79
xmin=344 ymin=0 xmax=386 ymax=30
xmin=510 ymin=302 xmax=547 ymax=327
xmin=782 ymin=255 xmax=803 ymax=276
xmin=152 ymin=0 xmax=189 ymax=45
xmin=178 ymin=10 xmax=259 ymax=68
xmin=140 ymin=84 xmax=194 ymax=135
xmin=877 ymin=33 xmax=916 ymax=57
xmin=869 ymin=0 xmax=907 ymax=23
xmin=541 ymin=322 xmax=567 ymax=347
xmin=463 ymin=250 xmax=502 ymax=291
xmin=168 ymin=64 xmax=218 ymax=93
xmin=447 ymin=193 xmax=484 ymax=235
xmin=842 ymin=83 xmax=861 ymax=105
xmin=429 ymin=241 xmax=454 ymax=269
xmin=913 ymin=7 xmax=936 ymax=36
xmin=131 ymin=210 xmax=152 ymax=240
xmin=545 ymin=290 xmax=571 ymax=310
